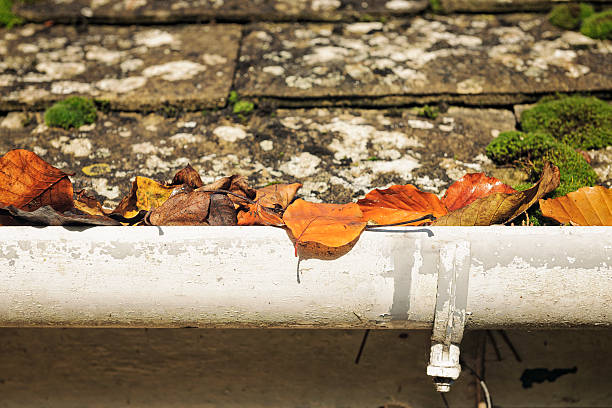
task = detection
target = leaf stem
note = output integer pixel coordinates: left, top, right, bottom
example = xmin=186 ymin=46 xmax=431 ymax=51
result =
xmin=364 ymin=214 xmax=435 ymax=229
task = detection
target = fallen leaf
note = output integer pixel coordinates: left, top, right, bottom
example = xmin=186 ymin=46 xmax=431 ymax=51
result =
xmin=358 ymin=184 xmax=448 ymax=225
xmin=433 ymin=163 xmax=560 ymax=226
xmin=0 ymin=149 xmax=73 ymax=212
xmin=147 ymin=190 xmax=211 ymax=226
xmin=74 ymin=190 xmax=107 ymax=217
xmin=113 ymin=176 xmax=181 ymax=218
xmin=238 ymin=183 xmax=302 ymax=226
xmin=208 ymin=193 xmax=238 ymax=226
xmin=171 ymin=164 xmax=203 ymax=189
xmin=198 ymin=175 xmax=256 ymax=208
xmin=0 ymin=205 xmax=120 ymax=226
xmin=283 ymin=199 xmax=367 ymax=252
xmin=540 ymin=186 xmax=612 ymax=225
xmin=442 ymin=173 xmax=516 ymax=211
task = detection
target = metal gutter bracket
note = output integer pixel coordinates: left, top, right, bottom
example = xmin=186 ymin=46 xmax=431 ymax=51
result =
xmin=427 ymin=240 xmax=471 ymax=392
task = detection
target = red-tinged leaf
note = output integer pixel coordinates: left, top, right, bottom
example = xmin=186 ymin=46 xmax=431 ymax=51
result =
xmin=442 ymin=173 xmax=517 ymax=211
xmin=147 ymin=190 xmax=211 ymax=226
xmin=0 ymin=149 xmax=73 ymax=212
xmin=357 ymin=184 xmax=448 ymax=225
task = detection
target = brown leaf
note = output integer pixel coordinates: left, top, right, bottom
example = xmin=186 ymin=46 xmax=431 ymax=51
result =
xmin=171 ymin=164 xmax=203 ymax=189
xmin=357 ymin=184 xmax=448 ymax=225
xmin=113 ymin=176 xmax=182 ymax=218
xmin=208 ymin=193 xmax=237 ymax=226
xmin=237 ymin=183 xmax=302 ymax=226
xmin=540 ymin=186 xmax=612 ymax=226
xmin=147 ymin=191 xmax=211 ymax=226
xmin=0 ymin=205 xmax=120 ymax=226
xmin=283 ymin=199 xmax=367 ymax=252
xmin=442 ymin=173 xmax=516 ymax=212
xmin=433 ymin=163 xmax=560 ymax=226
xmin=0 ymin=149 xmax=73 ymax=212
xmin=198 ymin=175 xmax=256 ymax=208
xmin=74 ymin=190 xmax=107 ymax=217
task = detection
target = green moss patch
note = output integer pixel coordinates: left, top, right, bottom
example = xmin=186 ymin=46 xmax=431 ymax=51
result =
xmin=44 ymin=97 xmax=97 ymax=129
xmin=548 ymin=3 xmax=593 ymax=30
xmin=0 ymin=0 xmax=22 ymax=28
xmin=520 ymin=96 xmax=612 ymax=150
xmin=580 ymin=9 xmax=612 ymax=39
xmin=487 ymin=131 xmax=598 ymax=197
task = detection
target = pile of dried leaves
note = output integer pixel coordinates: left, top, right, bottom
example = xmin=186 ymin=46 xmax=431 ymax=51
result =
xmin=1 ymin=149 xmax=610 ymax=256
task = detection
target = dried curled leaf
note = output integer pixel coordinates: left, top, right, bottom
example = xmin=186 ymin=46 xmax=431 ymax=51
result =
xmin=147 ymin=191 xmax=211 ymax=226
xmin=442 ymin=173 xmax=516 ymax=212
xmin=283 ymin=199 xmax=367 ymax=251
xmin=198 ymin=175 xmax=256 ymax=208
xmin=0 ymin=205 xmax=120 ymax=226
xmin=171 ymin=164 xmax=203 ymax=189
xmin=433 ymin=163 xmax=560 ymax=226
xmin=238 ymin=183 xmax=302 ymax=226
xmin=540 ymin=186 xmax=612 ymax=226
xmin=0 ymin=149 xmax=73 ymax=212
xmin=113 ymin=176 xmax=181 ymax=218
xmin=74 ymin=190 xmax=107 ymax=217
xmin=358 ymin=184 xmax=447 ymax=225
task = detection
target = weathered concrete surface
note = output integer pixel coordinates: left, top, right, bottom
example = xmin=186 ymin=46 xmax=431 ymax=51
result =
xmin=437 ymin=0 xmax=611 ymax=13
xmin=236 ymin=15 xmax=612 ymax=106
xmin=0 ymin=107 xmax=517 ymax=209
xmin=0 ymin=328 xmax=611 ymax=407
xmin=13 ymin=0 xmax=428 ymax=23
xmin=0 ymin=24 xmax=241 ymax=110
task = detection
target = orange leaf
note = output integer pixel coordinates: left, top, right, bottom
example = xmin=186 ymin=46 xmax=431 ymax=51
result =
xmin=357 ymin=184 xmax=448 ymax=225
xmin=0 ymin=149 xmax=73 ymax=212
xmin=238 ymin=183 xmax=302 ymax=226
xmin=283 ymin=199 xmax=367 ymax=250
xmin=540 ymin=186 xmax=612 ymax=226
xmin=442 ymin=173 xmax=516 ymax=212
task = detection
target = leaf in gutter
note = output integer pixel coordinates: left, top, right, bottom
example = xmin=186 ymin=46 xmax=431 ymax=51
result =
xmin=171 ymin=164 xmax=203 ymax=189
xmin=112 ymin=176 xmax=181 ymax=218
xmin=432 ymin=162 xmax=560 ymax=226
xmin=540 ymin=186 xmax=612 ymax=225
xmin=283 ymin=199 xmax=367 ymax=255
xmin=238 ymin=182 xmax=302 ymax=226
xmin=198 ymin=175 xmax=257 ymax=208
xmin=147 ymin=190 xmax=211 ymax=226
xmin=208 ymin=193 xmax=238 ymax=226
xmin=0 ymin=149 xmax=74 ymax=212
xmin=74 ymin=190 xmax=108 ymax=217
xmin=358 ymin=184 xmax=448 ymax=225
xmin=442 ymin=173 xmax=516 ymax=211
xmin=0 ymin=205 xmax=121 ymax=226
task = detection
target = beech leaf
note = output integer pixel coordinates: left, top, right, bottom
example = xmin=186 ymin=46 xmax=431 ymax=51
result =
xmin=433 ymin=162 xmax=560 ymax=226
xmin=0 ymin=149 xmax=73 ymax=212
xmin=147 ymin=191 xmax=211 ymax=226
xmin=0 ymin=205 xmax=120 ymax=226
xmin=358 ymin=184 xmax=448 ymax=225
xmin=442 ymin=173 xmax=516 ymax=212
xmin=238 ymin=182 xmax=302 ymax=226
xmin=540 ymin=186 xmax=612 ymax=225
xmin=208 ymin=193 xmax=238 ymax=226
xmin=171 ymin=164 xmax=204 ymax=189
xmin=283 ymin=199 xmax=367 ymax=251
xmin=113 ymin=176 xmax=182 ymax=218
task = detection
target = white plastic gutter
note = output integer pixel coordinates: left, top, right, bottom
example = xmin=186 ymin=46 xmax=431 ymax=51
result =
xmin=0 ymin=226 xmax=610 ymax=329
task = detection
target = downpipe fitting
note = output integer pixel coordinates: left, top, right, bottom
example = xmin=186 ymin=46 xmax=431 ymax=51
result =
xmin=427 ymin=241 xmax=470 ymax=392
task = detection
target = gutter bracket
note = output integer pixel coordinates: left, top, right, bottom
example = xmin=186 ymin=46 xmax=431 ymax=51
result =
xmin=427 ymin=240 xmax=471 ymax=392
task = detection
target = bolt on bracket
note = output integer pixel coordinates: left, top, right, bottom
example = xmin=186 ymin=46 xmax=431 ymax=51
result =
xmin=427 ymin=240 xmax=471 ymax=392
